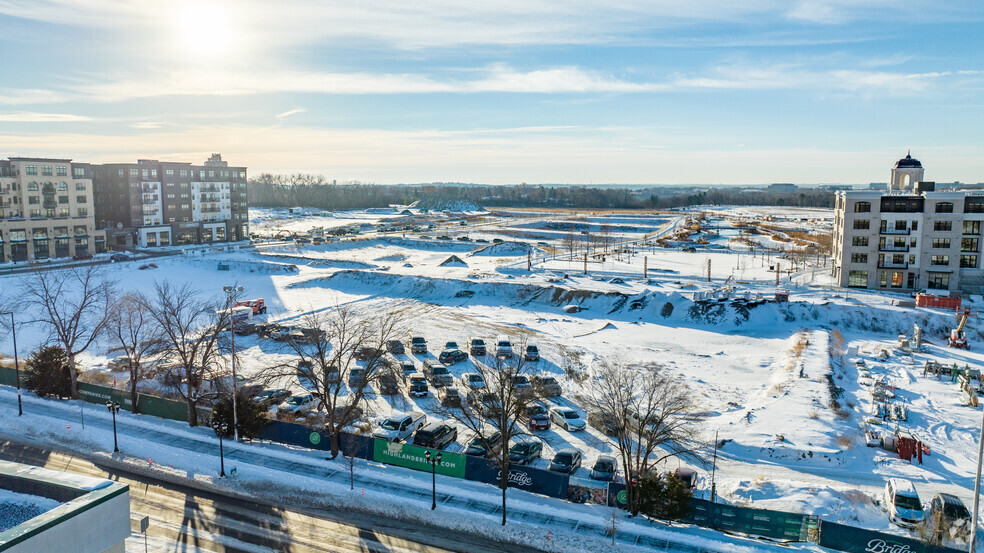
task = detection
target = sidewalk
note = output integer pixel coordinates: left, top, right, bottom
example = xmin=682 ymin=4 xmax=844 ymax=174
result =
xmin=0 ymin=386 xmax=805 ymax=553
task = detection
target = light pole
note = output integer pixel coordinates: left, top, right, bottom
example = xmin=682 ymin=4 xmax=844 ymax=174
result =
xmin=211 ymin=418 xmax=229 ymax=477
xmin=106 ymin=401 xmax=120 ymax=452
xmin=1 ymin=311 xmax=22 ymax=416
xmin=424 ymin=450 xmax=442 ymax=510
xmin=222 ymin=285 xmax=243 ymax=442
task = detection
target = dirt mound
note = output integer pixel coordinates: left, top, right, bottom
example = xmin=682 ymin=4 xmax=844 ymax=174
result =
xmin=439 ymin=255 xmax=468 ymax=267
xmin=470 ymin=241 xmax=535 ymax=257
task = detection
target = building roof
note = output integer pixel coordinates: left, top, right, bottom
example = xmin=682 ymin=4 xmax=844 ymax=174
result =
xmin=894 ymin=152 xmax=922 ymax=169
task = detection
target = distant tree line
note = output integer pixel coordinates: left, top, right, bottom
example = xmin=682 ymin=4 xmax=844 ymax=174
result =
xmin=247 ymin=173 xmax=836 ymax=211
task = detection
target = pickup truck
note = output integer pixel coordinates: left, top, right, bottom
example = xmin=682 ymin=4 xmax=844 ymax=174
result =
xmin=408 ymin=374 xmax=429 ymax=397
xmin=409 ymin=335 xmax=427 ymax=354
xmin=423 ymin=360 xmax=454 ymax=387
xmin=374 ymin=412 xmax=427 ymax=442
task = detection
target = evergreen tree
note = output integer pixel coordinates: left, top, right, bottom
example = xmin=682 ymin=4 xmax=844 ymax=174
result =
xmin=24 ymin=346 xmax=73 ymax=399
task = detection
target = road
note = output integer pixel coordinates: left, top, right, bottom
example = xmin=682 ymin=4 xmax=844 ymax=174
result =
xmin=0 ymin=439 xmax=535 ymax=553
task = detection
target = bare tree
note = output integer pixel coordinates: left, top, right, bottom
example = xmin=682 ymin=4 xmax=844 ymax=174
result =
xmin=584 ymin=361 xmax=703 ymax=515
xmin=141 ymin=281 xmax=227 ymax=426
xmin=21 ymin=266 xmax=115 ymax=398
xmin=438 ymin=345 xmax=537 ymax=526
xmin=107 ymin=292 xmax=161 ymax=413
xmin=563 ymin=223 xmax=579 ymax=260
xmin=600 ymin=224 xmax=615 ymax=255
xmin=274 ymin=306 xmax=404 ymax=457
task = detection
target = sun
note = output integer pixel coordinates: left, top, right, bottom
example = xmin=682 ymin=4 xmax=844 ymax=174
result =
xmin=175 ymin=1 xmax=236 ymax=60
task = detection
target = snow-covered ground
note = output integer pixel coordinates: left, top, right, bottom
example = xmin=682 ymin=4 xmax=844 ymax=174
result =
xmin=0 ymin=488 xmax=60 ymax=532
xmin=0 ymin=205 xmax=981 ymax=550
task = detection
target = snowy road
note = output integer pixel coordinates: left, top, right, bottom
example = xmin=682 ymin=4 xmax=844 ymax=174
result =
xmin=0 ymin=440 xmax=498 ymax=553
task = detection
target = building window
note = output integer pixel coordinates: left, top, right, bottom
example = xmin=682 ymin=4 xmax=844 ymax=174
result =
xmin=179 ymin=170 xmax=187 ymax=177
xmin=27 ymin=182 xmax=38 ymax=191
xmin=852 ymin=235 xmax=868 ymax=247
xmin=879 ymin=271 xmax=888 ymax=287
xmin=58 ymin=195 xmax=68 ymax=204
xmin=936 ymin=202 xmax=954 ymax=213
xmin=59 ymin=208 xmax=69 ymax=217
xmin=130 ymin=168 xmax=138 ymax=177
xmin=76 ymin=195 xmax=87 ymax=204
xmin=208 ymin=170 xmax=214 ymax=178
xmin=56 ymin=166 xmax=67 ymax=176
xmin=894 ymin=220 xmax=906 ymax=231
xmin=963 ymin=221 xmax=981 ymax=235
xmin=73 ymin=167 xmax=84 ymax=178
xmin=966 ymin=198 xmax=984 ymax=213
xmin=961 ymin=238 xmax=979 ymax=252
xmin=57 ymin=181 xmax=67 ymax=191
xmin=932 ymin=238 xmax=951 ymax=248
xmin=181 ymin=204 xmax=190 ymax=209
xmin=151 ymin=169 xmax=157 ymax=177
xmin=41 ymin=165 xmax=52 ymax=176
xmin=77 ymin=207 xmax=87 ymax=216
xmin=166 ymin=193 xmax=175 ymax=199
xmin=27 ymin=196 xmax=38 ymax=205
xmin=961 ymin=255 xmax=979 ymax=268
xmin=935 ymin=221 xmax=953 ymax=231
xmin=25 ymin=165 xmax=37 ymax=175
xmin=853 ymin=219 xmax=870 ymax=230
xmin=909 ymin=254 xmax=916 ymax=265
xmin=911 ymin=221 xmax=918 ymax=231
xmin=928 ymin=273 xmax=950 ymax=290
xmin=931 ymin=255 xmax=950 ymax=265
xmin=29 ymin=209 xmax=40 ymax=218
xmin=851 ymin=253 xmax=867 ymax=263
xmin=165 ymin=169 xmax=174 ymax=176
xmin=848 ymin=270 xmax=868 ymax=288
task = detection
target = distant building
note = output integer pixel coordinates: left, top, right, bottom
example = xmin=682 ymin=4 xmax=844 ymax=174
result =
xmin=819 ymin=184 xmax=854 ymax=191
xmin=93 ymin=154 xmax=248 ymax=248
xmin=766 ymin=183 xmax=798 ymax=193
xmin=832 ymin=153 xmax=984 ymax=294
xmin=869 ymin=182 xmax=888 ymax=190
xmin=0 ymin=157 xmax=101 ymax=262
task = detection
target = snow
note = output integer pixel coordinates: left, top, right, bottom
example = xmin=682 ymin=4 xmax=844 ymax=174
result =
xmin=0 ymin=206 xmax=982 ymax=550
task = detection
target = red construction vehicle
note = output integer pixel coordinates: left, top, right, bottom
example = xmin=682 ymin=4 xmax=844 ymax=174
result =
xmin=235 ymin=298 xmax=267 ymax=315
xmin=949 ymin=308 xmax=970 ymax=349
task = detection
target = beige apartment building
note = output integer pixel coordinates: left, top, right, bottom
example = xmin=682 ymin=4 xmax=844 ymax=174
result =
xmin=0 ymin=157 xmax=102 ymax=262
xmin=832 ymin=154 xmax=984 ymax=294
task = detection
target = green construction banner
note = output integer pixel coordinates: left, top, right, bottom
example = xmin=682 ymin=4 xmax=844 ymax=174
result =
xmin=372 ymin=439 xmax=466 ymax=478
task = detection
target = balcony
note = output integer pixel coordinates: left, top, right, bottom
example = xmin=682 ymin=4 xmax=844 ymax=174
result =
xmin=142 ymin=194 xmax=158 ymax=202
xmin=878 ymin=261 xmax=909 ymax=270
xmin=878 ymin=244 xmax=909 ymax=253
xmin=879 ymin=228 xmax=911 ymax=236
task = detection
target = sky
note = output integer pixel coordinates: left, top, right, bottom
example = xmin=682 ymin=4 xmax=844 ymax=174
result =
xmin=0 ymin=1 xmax=982 ymax=185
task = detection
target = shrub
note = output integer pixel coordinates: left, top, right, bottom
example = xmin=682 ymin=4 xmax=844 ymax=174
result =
xmin=636 ymin=472 xmax=693 ymax=521
xmin=24 ymin=346 xmax=73 ymax=399
xmin=210 ymin=390 xmax=270 ymax=439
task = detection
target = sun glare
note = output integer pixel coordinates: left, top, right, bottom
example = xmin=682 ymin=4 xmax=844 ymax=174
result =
xmin=176 ymin=2 xmax=235 ymax=60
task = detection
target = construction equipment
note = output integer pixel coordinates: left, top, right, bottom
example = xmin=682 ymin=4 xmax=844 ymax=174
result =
xmin=235 ymin=298 xmax=267 ymax=315
xmin=949 ymin=308 xmax=970 ymax=349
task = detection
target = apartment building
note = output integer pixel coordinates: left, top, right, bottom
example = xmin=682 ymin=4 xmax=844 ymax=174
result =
xmin=832 ymin=154 xmax=984 ymax=294
xmin=0 ymin=157 xmax=101 ymax=262
xmin=93 ymin=154 xmax=248 ymax=248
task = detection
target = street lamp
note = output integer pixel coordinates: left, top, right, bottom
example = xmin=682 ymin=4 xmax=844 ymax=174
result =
xmin=211 ymin=417 xmax=229 ymax=477
xmin=424 ymin=450 xmax=442 ymax=510
xmin=222 ymin=285 xmax=244 ymax=442
xmin=0 ymin=311 xmax=22 ymax=416
xmin=106 ymin=401 xmax=120 ymax=452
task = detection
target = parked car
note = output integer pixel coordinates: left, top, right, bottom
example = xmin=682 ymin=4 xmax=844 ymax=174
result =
xmin=884 ymin=478 xmax=925 ymax=528
xmin=253 ymin=388 xmax=292 ymax=407
xmin=673 ymin=467 xmax=698 ymax=490
xmin=495 ymin=335 xmax=513 ymax=358
xmin=400 ymin=361 xmax=416 ymax=377
xmin=110 ymin=253 xmax=131 ymax=262
xmin=423 ymin=361 xmax=453 ymax=387
xmin=438 ymin=386 xmax=462 ymax=408
xmin=348 ymin=367 xmax=367 ymax=388
xmin=464 ymin=431 xmax=502 ymax=457
xmin=386 ymin=340 xmax=405 ymax=354
xmin=469 ymin=338 xmax=487 ymax=356
xmin=408 ymin=374 xmax=429 ymax=397
xmin=532 ymin=375 xmax=562 ymax=397
xmin=511 ymin=374 xmax=533 ymax=396
xmin=277 ymin=394 xmax=320 ymax=416
xmin=461 ymin=372 xmax=486 ymax=390
xmin=509 ymin=438 xmax=543 ymax=465
xmin=590 ymin=455 xmax=617 ymax=481
xmin=524 ymin=344 xmax=540 ymax=362
xmin=548 ymin=449 xmax=582 ymax=474
xmin=550 ymin=407 xmax=586 ymax=431
xmin=354 ymin=347 xmax=379 ymax=361
xmin=413 ymin=421 xmax=458 ymax=450
xmin=520 ymin=402 xmax=551 ymax=431
xmin=409 ymin=334 xmax=427 ymax=354
xmin=373 ymin=412 xmax=427 ymax=442
xmin=439 ymin=349 xmax=468 ymax=365
xmin=466 ymin=391 xmax=501 ymax=418
xmin=587 ymin=411 xmax=619 ymax=436
xmin=928 ymin=493 xmax=971 ymax=538
xmin=444 ymin=341 xmax=459 ymax=351
xmin=378 ymin=369 xmax=400 ymax=394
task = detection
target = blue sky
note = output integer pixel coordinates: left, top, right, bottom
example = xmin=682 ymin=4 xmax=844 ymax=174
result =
xmin=0 ymin=1 xmax=981 ymax=184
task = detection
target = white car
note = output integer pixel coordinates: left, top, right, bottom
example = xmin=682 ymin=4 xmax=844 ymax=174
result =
xmin=277 ymin=393 xmax=321 ymax=415
xmin=550 ymin=407 xmax=586 ymax=431
xmin=495 ymin=335 xmax=513 ymax=358
xmin=461 ymin=372 xmax=487 ymax=390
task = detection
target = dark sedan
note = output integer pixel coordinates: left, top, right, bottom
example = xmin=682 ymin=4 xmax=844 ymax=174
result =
xmin=548 ymin=449 xmax=582 ymax=474
xmin=464 ymin=431 xmax=502 ymax=457
xmin=438 ymin=349 xmax=468 ymax=365
xmin=508 ymin=439 xmax=543 ymax=465
xmin=253 ymin=388 xmax=292 ymax=407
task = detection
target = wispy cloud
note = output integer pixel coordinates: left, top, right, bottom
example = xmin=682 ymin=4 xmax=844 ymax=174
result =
xmin=275 ymin=108 xmax=306 ymax=119
xmin=0 ymin=112 xmax=93 ymax=122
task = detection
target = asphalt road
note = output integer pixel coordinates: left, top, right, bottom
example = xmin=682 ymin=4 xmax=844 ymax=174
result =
xmin=0 ymin=439 xmax=538 ymax=553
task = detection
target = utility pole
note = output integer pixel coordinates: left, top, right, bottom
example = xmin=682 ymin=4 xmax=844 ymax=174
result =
xmin=775 ymin=263 xmax=780 ymax=287
xmin=971 ymin=405 xmax=984 ymax=553
xmin=707 ymin=259 xmax=711 ymax=282
xmin=643 ymin=256 xmax=648 ymax=279
xmin=583 ymin=253 xmax=587 ymax=275
xmin=527 ymin=251 xmax=531 ymax=271
xmin=711 ymin=430 xmax=718 ymax=503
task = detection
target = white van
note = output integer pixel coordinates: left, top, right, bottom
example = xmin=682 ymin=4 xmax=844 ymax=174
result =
xmin=496 ymin=335 xmax=513 ymax=358
xmin=884 ymin=478 xmax=924 ymax=527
